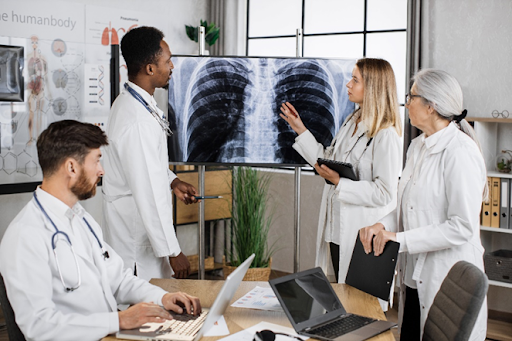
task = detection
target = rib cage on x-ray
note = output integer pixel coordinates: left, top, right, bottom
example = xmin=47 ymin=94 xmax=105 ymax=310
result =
xmin=167 ymin=56 xmax=355 ymax=165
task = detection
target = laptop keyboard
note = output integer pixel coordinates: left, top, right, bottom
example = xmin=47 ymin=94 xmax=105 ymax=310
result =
xmin=153 ymin=310 xmax=208 ymax=336
xmin=308 ymin=314 xmax=375 ymax=339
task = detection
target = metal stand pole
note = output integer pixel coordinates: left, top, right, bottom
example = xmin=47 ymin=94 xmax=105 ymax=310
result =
xmin=198 ymin=26 xmax=206 ymax=280
xmin=110 ymin=44 xmax=120 ymax=106
xmin=294 ymin=28 xmax=303 ymax=273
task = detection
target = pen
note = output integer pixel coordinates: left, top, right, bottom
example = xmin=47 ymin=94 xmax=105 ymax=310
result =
xmin=193 ymin=196 xmax=223 ymax=199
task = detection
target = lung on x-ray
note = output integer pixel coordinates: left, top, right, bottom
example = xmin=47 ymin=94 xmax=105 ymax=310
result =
xmin=167 ymin=56 xmax=356 ymax=165
xmin=0 ymin=45 xmax=24 ymax=102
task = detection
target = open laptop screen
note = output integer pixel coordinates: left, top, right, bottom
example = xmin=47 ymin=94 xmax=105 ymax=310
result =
xmin=273 ymin=270 xmax=342 ymax=324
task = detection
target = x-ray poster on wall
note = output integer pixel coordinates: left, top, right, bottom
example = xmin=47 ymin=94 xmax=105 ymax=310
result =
xmin=168 ymin=56 xmax=356 ymax=166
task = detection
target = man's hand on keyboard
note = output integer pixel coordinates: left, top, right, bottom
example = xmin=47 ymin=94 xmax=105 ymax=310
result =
xmin=118 ymin=302 xmax=173 ymax=330
xmin=162 ymin=292 xmax=202 ymax=316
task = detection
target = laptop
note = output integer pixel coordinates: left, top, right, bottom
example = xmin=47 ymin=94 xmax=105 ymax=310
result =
xmin=269 ymin=267 xmax=396 ymax=341
xmin=117 ymin=253 xmax=255 ymax=341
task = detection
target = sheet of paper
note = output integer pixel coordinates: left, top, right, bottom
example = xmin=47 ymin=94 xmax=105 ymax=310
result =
xmin=230 ymin=286 xmax=283 ymax=311
xmin=218 ymin=321 xmax=308 ymax=341
xmin=204 ymin=315 xmax=230 ymax=336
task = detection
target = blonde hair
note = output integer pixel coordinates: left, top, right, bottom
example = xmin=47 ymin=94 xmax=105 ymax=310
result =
xmin=356 ymin=58 xmax=402 ymax=138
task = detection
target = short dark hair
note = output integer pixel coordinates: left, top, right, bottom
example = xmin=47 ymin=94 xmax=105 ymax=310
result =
xmin=37 ymin=120 xmax=108 ymax=177
xmin=121 ymin=26 xmax=164 ymax=78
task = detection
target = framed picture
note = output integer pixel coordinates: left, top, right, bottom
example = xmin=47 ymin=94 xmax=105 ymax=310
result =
xmin=0 ymin=44 xmax=24 ymax=103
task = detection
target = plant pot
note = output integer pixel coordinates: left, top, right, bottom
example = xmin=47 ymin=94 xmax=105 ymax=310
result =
xmin=223 ymin=258 xmax=272 ymax=281
xmin=186 ymin=254 xmax=214 ymax=273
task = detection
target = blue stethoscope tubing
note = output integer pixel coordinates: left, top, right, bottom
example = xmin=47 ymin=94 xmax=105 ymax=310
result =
xmin=33 ymin=192 xmax=109 ymax=292
xmin=124 ymin=82 xmax=173 ymax=136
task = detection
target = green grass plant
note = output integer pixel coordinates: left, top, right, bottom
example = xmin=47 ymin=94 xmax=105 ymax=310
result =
xmin=228 ymin=167 xmax=276 ymax=268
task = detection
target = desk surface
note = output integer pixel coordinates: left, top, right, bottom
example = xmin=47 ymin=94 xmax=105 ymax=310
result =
xmin=104 ymin=279 xmax=395 ymax=341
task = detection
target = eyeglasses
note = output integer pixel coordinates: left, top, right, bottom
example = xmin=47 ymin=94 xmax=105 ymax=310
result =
xmin=492 ymin=110 xmax=510 ymax=118
xmin=405 ymin=93 xmax=424 ymax=105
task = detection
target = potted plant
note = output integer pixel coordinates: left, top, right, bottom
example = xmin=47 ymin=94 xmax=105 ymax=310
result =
xmin=185 ymin=20 xmax=220 ymax=48
xmin=223 ymin=167 xmax=276 ymax=281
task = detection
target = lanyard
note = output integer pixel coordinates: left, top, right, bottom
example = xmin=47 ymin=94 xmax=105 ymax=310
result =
xmin=124 ymin=83 xmax=173 ymax=136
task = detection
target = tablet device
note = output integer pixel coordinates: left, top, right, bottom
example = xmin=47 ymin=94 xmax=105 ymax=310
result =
xmin=317 ymin=158 xmax=358 ymax=185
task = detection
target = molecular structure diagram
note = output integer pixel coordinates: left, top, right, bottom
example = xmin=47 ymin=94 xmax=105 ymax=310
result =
xmin=0 ymin=149 xmax=39 ymax=177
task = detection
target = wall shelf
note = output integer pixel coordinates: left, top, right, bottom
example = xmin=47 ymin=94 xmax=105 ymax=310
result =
xmin=481 ymin=226 xmax=512 ymax=234
xmin=487 ymin=171 xmax=512 ymax=179
xmin=488 ymin=279 xmax=512 ymax=289
xmin=467 ymin=117 xmax=512 ymax=123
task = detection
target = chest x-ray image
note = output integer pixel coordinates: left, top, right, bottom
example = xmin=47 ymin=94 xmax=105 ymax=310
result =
xmin=168 ymin=56 xmax=355 ymax=165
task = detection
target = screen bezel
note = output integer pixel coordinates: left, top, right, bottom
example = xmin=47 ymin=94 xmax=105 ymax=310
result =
xmin=269 ymin=267 xmax=347 ymax=332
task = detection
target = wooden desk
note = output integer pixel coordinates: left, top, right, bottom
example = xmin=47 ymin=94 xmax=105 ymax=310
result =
xmin=104 ymin=279 xmax=395 ymax=341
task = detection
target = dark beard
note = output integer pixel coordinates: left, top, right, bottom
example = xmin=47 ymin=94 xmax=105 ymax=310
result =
xmin=71 ymin=170 xmax=98 ymax=201
xmin=162 ymin=83 xmax=169 ymax=90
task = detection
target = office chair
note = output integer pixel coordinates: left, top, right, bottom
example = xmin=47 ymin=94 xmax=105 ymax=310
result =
xmin=0 ymin=274 xmax=26 ymax=341
xmin=422 ymin=261 xmax=488 ymax=341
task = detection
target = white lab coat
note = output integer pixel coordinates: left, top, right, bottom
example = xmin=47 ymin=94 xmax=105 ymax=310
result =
xmin=0 ymin=188 xmax=168 ymax=341
xmin=379 ymin=122 xmax=487 ymax=340
xmin=102 ymin=81 xmax=180 ymax=280
xmin=293 ymin=114 xmax=401 ymax=287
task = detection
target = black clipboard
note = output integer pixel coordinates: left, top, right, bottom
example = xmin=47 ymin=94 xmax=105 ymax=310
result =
xmin=317 ymin=158 xmax=358 ymax=185
xmin=345 ymin=236 xmax=400 ymax=301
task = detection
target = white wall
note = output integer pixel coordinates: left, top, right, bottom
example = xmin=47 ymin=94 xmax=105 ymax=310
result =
xmin=421 ymin=0 xmax=512 ymax=117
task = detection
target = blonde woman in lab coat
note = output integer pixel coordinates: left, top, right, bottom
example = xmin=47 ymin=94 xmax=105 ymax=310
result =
xmin=280 ymin=58 xmax=402 ymax=302
xmin=360 ymin=69 xmax=488 ymax=340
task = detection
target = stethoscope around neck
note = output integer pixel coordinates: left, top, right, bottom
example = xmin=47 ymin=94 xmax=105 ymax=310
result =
xmin=33 ymin=192 xmax=109 ymax=292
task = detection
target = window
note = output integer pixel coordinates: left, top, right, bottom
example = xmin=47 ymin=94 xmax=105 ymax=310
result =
xmin=246 ymin=0 xmax=407 ymax=106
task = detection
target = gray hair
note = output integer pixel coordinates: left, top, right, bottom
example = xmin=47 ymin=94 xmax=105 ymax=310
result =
xmin=413 ymin=68 xmax=488 ymax=201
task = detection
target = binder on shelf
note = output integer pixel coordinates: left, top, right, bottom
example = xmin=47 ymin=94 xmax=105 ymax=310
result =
xmin=509 ymin=179 xmax=512 ymax=229
xmin=482 ymin=177 xmax=492 ymax=227
xmin=500 ymin=178 xmax=510 ymax=229
xmin=490 ymin=177 xmax=501 ymax=228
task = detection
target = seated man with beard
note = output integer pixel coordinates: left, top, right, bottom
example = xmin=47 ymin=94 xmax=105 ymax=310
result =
xmin=0 ymin=120 xmax=201 ymax=341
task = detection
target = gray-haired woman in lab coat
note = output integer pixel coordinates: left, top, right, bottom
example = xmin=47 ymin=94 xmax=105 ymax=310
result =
xmin=280 ymin=58 xmax=402 ymax=310
xmin=360 ymin=69 xmax=488 ymax=340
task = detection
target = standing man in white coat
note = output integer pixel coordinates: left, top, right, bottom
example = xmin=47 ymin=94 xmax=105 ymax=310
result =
xmin=102 ymin=26 xmax=198 ymax=280
xmin=0 ymin=120 xmax=201 ymax=341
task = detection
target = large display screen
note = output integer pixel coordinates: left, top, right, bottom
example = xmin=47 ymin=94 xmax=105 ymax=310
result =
xmin=167 ymin=56 xmax=355 ymax=165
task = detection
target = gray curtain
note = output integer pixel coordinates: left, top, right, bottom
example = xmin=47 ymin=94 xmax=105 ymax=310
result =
xmin=404 ymin=0 xmax=422 ymax=161
xmin=209 ymin=0 xmax=226 ymax=56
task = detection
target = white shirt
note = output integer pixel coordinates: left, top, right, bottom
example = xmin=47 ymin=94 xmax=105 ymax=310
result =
xmin=0 ymin=187 xmax=167 ymax=341
xmin=397 ymin=126 xmax=448 ymax=288
xmin=102 ymin=81 xmax=180 ymax=280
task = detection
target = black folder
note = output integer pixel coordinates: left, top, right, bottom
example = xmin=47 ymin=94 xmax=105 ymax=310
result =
xmin=345 ymin=236 xmax=400 ymax=301
xmin=317 ymin=158 xmax=358 ymax=185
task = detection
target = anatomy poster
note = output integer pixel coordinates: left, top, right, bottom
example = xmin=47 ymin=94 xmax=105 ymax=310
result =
xmin=168 ymin=56 xmax=356 ymax=165
xmin=0 ymin=35 xmax=84 ymax=185
xmin=85 ymin=5 xmax=169 ymax=87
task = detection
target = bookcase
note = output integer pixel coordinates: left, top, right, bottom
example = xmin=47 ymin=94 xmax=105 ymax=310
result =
xmin=469 ymin=117 xmax=512 ymax=289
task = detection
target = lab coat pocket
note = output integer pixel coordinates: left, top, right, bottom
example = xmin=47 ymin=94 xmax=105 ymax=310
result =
xmin=356 ymin=157 xmax=372 ymax=181
xmin=52 ymin=236 xmax=81 ymax=288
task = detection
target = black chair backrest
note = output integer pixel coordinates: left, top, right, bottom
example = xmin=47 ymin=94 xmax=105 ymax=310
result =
xmin=0 ymin=274 xmax=26 ymax=341
xmin=422 ymin=261 xmax=488 ymax=341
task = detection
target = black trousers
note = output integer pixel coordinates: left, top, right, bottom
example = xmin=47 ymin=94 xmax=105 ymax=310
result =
xmin=329 ymin=242 xmax=340 ymax=282
xmin=400 ymin=286 xmax=421 ymax=341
